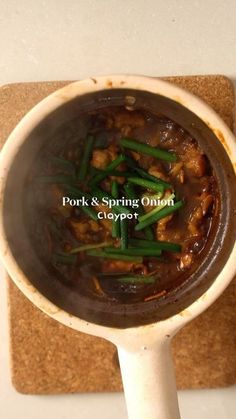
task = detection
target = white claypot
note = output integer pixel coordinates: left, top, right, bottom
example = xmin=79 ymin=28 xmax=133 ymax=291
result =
xmin=0 ymin=75 xmax=236 ymax=419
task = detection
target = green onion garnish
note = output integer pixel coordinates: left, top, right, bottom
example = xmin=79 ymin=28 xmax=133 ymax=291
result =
xmin=86 ymin=250 xmax=143 ymax=263
xmin=111 ymin=181 xmax=120 ymax=238
xmin=121 ymin=138 xmax=177 ymax=162
xmin=129 ymin=238 xmax=181 ymax=253
xmin=70 ymin=241 xmax=113 ymax=254
xmin=124 ymin=156 xmax=171 ymax=188
xmin=138 ymin=193 xmax=175 ymax=222
xmin=92 ymin=186 xmax=130 ymax=215
xmin=135 ymin=201 xmax=184 ymax=231
xmin=123 ymin=182 xmax=154 ymax=240
xmin=49 ymin=155 xmax=76 ymax=174
xmin=77 ymin=134 xmax=94 ymax=180
xmin=131 ymin=167 xmax=171 ymax=189
xmin=104 ymin=247 xmax=162 ymax=257
xmin=123 ymin=182 xmax=138 ymax=201
xmin=111 ymin=210 xmax=120 ymax=238
xmin=120 ymin=218 xmax=128 ymax=249
xmin=89 ymin=154 xmax=126 ymax=186
xmin=111 ymin=180 xmax=119 ymax=198
xmin=79 ymin=206 xmax=98 ymax=221
xmin=61 ymin=185 xmax=97 ymax=221
xmin=142 ymin=226 xmax=155 ymax=241
xmin=127 ymin=177 xmax=164 ymax=194
xmin=117 ymin=275 xmax=156 ymax=284
xmin=62 ymin=184 xmax=91 ymax=199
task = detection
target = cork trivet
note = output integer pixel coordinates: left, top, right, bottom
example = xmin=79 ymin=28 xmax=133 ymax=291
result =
xmin=1 ymin=76 xmax=236 ymax=394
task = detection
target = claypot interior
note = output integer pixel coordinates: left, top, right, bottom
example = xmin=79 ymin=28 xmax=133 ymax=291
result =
xmin=2 ymin=88 xmax=236 ymax=328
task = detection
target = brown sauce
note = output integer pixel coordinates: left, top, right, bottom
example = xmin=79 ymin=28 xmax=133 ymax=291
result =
xmin=26 ymin=106 xmax=219 ymax=304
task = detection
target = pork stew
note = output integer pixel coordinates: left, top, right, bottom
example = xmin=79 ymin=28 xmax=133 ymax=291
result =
xmin=26 ymin=106 xmax=219 ymax=305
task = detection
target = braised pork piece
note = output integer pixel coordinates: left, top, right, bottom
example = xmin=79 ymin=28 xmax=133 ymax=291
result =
xmin=26 ymin=106 xmax=219 ymax=304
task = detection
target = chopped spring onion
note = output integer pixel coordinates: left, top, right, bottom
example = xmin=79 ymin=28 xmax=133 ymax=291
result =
xmin=70 ymin=241 xmax=113 ymax=254
xmin=104 ymin=247 xmax=162 ymax=257
xmin=111 ymin=209 xmax=120 ymax=237
xmin=77 ymin=134 xmax=94 ymax=180
xmin=78 ymin=206 xmax=98 ymax=221
xmin=133 ymin=167 xmax=171 ymax=189
xmin=49 ymin=155 xmax=76 ymax=173
xmin=62 ymin=184 xmax=91 ymax=199
xmin=127 ymin=177 xmax=164 ymax=194
xmin=135 ymin=200 xmax=184 ymax=231
xmin=89 ymin=154 xmax=126 ymax=185
xmin=123 ymin=182 xmax=138 ymax=201
xmin=120 ymin=218 xmax=128 ymax=249
xmin=61 ymin=185 xmax=98 ymax=221
xmin=86 ymin=250 xmax=143 ymax=263
xmin=124 ymin=157 xmax=172 ymax=188
xmin=121 ymin=138 xmax=177 ymax=162
xmin=142 ymin=227 xmax=154 ymax=241
xmin=117 ymin=275 xmax=156 ymax=284
xmin=138 ymin=193 xmax=175 ymax=222
xmin=111 ymin=181 xmax=120 ymax=238
xmin=111 ymin=180 xmax=119 ymax=199
xmin=129 ymin=238 xmax=181 ymax=253
xmin=123 ymin=182 xmax=154 ymax=240
xmin=92 ymin=186 xmax=130 ymax=215
xmin=141 ymin=191 xmax=163 ymax=204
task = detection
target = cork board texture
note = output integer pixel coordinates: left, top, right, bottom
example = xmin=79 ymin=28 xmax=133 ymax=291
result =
xmin=1 ymin=75 xmax=236 ymax=394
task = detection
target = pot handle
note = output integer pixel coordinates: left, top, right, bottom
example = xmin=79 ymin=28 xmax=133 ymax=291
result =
xmin=118 ymin=340 xmax=180 ymax=419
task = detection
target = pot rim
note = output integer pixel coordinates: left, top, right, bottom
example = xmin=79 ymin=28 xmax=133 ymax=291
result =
xmin=0 ymin=74 xmax=236 ymax=340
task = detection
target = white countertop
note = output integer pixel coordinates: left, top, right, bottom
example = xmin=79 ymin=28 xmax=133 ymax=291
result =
xmin=0 ymin=1 xmax=236 ymax=418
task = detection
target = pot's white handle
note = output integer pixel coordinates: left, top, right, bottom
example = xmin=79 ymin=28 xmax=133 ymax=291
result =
xmin=118 ymin=340 xmax=180 ymax=419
